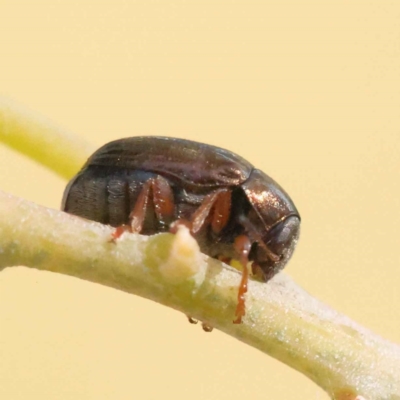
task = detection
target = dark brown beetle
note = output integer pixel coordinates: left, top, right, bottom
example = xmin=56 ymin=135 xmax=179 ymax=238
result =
xmin=62 ymin=137 xmax=300 ymax=324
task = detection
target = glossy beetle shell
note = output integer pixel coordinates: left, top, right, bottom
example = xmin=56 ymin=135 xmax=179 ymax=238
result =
xmin=62 ymin=136 xmax=300 ymax=280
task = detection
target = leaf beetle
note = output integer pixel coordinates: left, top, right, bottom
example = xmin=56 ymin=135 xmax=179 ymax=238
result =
xmin=62 ymin=137 xmax=300 ymax=324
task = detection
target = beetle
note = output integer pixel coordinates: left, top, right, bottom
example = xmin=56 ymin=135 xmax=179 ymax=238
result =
xmin=62 ymin=137 xmax=300 ymax=324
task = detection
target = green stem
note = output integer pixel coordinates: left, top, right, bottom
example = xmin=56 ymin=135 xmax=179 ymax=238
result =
xmin=0 ymin=98 xmax=93 ymax=179
xmin=0 ymin=191 xmax=399 ymax=399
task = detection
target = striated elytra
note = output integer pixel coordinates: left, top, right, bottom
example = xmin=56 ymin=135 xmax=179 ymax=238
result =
xmin=62 ymin=137 xmax=300 ymax=323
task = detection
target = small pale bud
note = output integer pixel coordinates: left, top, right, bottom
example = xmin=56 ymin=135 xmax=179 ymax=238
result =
xmin=159 ymin=225 xmax=205 ymax=286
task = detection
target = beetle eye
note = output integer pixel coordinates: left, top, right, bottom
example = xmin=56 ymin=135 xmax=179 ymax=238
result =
xmin=251 ymin=215 xmax=300 ymax=281
xmin=266 ymin=215 xmax=300 ymax=258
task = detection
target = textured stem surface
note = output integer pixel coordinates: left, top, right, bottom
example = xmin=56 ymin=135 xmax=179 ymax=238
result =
xmin=0 ymin=191 xmax=399 ymax=400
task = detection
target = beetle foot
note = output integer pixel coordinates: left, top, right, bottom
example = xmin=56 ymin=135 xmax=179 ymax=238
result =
xmin=187 ymin=316 xmax=198 ymax=324
xmin=186 ymin=316 xmax=213 ymax=332
xmin=201 ymin=322 xmax=214 ymax=332
xmin=109 ymin=224 xmax=132 ymax=242
xmin=218 ymin=255 xmax=232 ymax=264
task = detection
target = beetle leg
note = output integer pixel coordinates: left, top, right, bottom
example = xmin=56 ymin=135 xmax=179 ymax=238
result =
xmin=129 ymin=180 xmax=152 ymax=233
xmin=171 ymin=189 xmax=231 ymax=235
xmin=110 ymin=224 xmax=132 ymax=241
xmin=233 ymin=235 xmax=252 ymax=324
xmin=211 ymin=189 xmax=232 ymax=234
xmin=129 ymin=176 xmax=175 ymax=233
xmin=218 ymin=255 xmax=232 ymax=264
xmin=151 ymin=176 xmax=175 ymax=230
xmin=191 ymin=189 xmax=231 ymax=234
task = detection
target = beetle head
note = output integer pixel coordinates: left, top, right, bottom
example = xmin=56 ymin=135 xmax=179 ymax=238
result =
xmin=256 ymin=214 xmax=300 ymax=280
xmin=242 ymin=169 xmax=300 ymax=280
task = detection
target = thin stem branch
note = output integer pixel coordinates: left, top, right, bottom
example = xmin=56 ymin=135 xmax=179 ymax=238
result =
xmin=0 ymin=191 xmax=399 ymax=400
xmin=0 ymin=98 xmax=93 ymax=179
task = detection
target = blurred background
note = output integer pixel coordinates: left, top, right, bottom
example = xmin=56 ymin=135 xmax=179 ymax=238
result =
xmin=0 ymin=1 xmax=399 ymax=399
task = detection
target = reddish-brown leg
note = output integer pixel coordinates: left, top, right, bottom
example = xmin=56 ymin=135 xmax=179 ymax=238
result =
xmin=190 ymin=189 xmax=232 ymax=234
xmin=151 ymin=176 xmax=175 ymax=230
xmin=128 ymin=180 xmax=152 ymax=233
xmin=211 ymin=190 xmax=232 ymax=234
xmin=129 ymin=176 xmax=175 ymax=233
xmin=169 ymin=189 xmax=231 ymax=235
xmin=218 ymin=255 xmax=232 ymax=264
xmin=233 ymin=234 xmax=252 ymax=324
xmin=111 ymin=224 xmax=132 ymax=241
xmin=112 ymin=176 xmax=174 ymax=240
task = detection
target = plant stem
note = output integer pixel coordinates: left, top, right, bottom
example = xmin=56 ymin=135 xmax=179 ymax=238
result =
xmin=0 ymin=190 xmax=399 ymax=400
xmin=0 ymin=98 xmax=93 ymax=179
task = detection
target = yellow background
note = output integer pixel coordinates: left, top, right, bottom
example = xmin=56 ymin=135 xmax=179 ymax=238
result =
xmin=0 ymin=1 xmax=399 ymax=398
